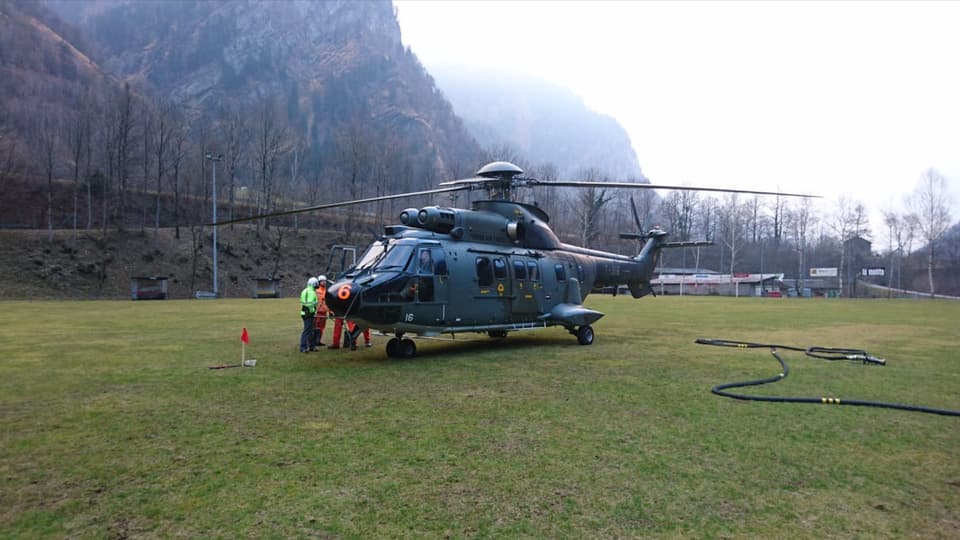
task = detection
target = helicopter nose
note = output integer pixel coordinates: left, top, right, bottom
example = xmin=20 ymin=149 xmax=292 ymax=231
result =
xmin=326 ymin=282 xmax=361 ymax=316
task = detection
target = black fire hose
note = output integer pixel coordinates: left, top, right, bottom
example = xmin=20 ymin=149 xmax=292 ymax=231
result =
xmin=696 ymin=338 xmax=960 ymax=417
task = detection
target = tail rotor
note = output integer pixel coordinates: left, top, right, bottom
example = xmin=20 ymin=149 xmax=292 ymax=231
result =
xmin=619 ymin=196 xmax=650 ymax=242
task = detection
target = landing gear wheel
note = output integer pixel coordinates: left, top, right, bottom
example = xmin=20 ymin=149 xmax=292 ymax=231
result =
xmin=576 ymin=325 xmax=594 ymax=346
xmin=399 ymin=338 xmax=417 ymax=358
xmin=488 ymin=330 xmax=507 ymax=339
xmin=386 ymin=338 xmax=400 ymax=358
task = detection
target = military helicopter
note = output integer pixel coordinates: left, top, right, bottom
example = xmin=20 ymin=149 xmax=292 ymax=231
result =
xmin=220 ymin=161 xmax=813 ymax=358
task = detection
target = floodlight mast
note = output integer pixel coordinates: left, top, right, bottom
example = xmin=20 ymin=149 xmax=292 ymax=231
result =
xmin=205 ymin=153 xmax=224 ymax=297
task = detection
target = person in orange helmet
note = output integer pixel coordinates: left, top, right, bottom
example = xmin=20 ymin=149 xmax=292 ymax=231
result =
xmin=313 ymin=275 xmax=329 ymax=347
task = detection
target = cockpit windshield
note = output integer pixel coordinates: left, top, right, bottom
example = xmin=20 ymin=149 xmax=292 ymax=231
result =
xmin=372 ymin=243 xmax=414 ymax=272
xmin=354 ymin=241 xmax=386 ymax=271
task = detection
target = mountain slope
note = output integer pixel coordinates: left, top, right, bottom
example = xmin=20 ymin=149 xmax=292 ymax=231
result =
xmin=56 ymin=0 xmax=481 ymax=180
xmin=0 ymin=0 xmax=123 ymax=142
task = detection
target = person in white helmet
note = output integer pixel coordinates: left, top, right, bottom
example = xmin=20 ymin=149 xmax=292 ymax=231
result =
xmin=299 ymin=276 xmax=319 ymax=352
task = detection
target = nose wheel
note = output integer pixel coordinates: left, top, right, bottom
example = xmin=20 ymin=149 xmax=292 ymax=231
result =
xmin=386 ymin=336 xmax=417 ymax=358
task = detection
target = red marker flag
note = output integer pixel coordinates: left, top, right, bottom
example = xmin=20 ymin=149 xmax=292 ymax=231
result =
xmin=241 ymin=327 xmax=250 ymax=344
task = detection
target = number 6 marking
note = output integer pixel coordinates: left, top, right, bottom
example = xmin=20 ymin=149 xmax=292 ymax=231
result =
xmin=338 ymin=284 xmax=352 ymax=300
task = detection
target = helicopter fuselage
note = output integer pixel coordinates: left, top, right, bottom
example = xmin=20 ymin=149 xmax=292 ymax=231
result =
xmin=324 ymin=200 xmax=666 ymax=347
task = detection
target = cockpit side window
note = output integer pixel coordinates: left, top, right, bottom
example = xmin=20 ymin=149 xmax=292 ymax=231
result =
xmin=476 ymin=257 xmax=493 ymax=286
xmin=432 ymin=248 xmax=448 ymax=276
xmin=417 ymin=248 xmax=434 ymax=275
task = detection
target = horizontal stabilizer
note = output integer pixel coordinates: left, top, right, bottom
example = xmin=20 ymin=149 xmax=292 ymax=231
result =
xmin=548 ymin=303 xmax=604 ymax=327
xmin=619 ymin=232 xmax=644 ymax=240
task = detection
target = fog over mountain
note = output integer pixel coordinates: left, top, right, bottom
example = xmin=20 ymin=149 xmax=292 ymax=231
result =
xmin=430 ymin=65 xmax=645 ymax=180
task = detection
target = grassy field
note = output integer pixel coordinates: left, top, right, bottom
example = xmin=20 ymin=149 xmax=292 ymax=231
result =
xmin=1 ymin=296 xmax=958 ymax=538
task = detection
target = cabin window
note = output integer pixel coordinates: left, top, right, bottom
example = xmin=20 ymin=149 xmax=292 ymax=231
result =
xmin=555 ymin=263 xmax=566 ymax=282
xmin=493 ymin=258 xmax=507 ymax=279
xmin=527 ymin=261 xmax=539 ymax=282
xmin=513 ymin=260 xmax=527 ymax=280
xmin=432 ymin=248 xmax=448 ymax=276
xmin=476 ymin=257 xmax=493 ymax=286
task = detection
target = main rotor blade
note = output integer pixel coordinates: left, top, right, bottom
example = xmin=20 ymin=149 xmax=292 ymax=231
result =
xmin=437 ymin=176 xmax=491 ymax=187
xmin=209 ymin=185 xmax=470 ymax=226
xmin=528 ymin=179 xmax=819 ymax=198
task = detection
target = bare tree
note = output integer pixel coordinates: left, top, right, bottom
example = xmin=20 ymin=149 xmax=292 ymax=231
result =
xmin=769 ymin=193 xmax=785 ymax=246
xmin=334 ymin=119 xmax=371 ymax=239
xmin=748 ymin=196 xmax=762 ymax=244
xmin=697 ymin=195 xmax=718 ymax=242
xmin=266 ymin=224 xmax=290 ymax=280
xmin=221 ymin=106 xmax=248 ymax=225
xmin=570 ymin=167 xmax=612 ymax=246
xmin=531 ymin=162 xmax=561 ymax=227
xmin=35 ymin=117 xmax=59 ymax=242
xmin=169 ymin=125 xmax=188 ymax=239
xmin=114 ymin=83 xmax=137 ymax=229
xmin=719 ymin=194 xmax=747 ymax=283
xmin=829 ymin=196 xmax=857 ymax=297
xmin=882 ymin=209 xmax=907 ymax=293
xmin=660 ymin=190 xmax=698 ymax=241
xmin=66 ymin=104 xmax=87 ymax=241
xmin=787 ymin=197 xmax=816 ymax=295
xmin=287 ymin=138 xmax=306 ymax=231
xmin=908 ymin=168 xmax=953 ymax=297
xmin=139 ymin=100 xmax=154 ymax=233
xmin=253 ymin=100 xmax=289 ymax=231
xmin=152 ymin=101 xmax=175 ymax=232
xmin=851 ymin=202 xmax=871 ymax=240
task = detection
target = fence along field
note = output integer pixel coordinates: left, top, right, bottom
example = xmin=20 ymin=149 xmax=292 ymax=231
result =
xmin=0 ymin=296 xmax=957 ymax=537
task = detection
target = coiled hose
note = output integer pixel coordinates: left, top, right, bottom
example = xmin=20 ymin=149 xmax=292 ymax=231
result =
xmin=696 ymin=338 xmax=960 ymax=417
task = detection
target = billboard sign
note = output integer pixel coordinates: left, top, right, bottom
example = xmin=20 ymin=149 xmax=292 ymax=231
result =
xmin=810 ymin=267 xmax=838 ymax=277
xmin=861 ymin=267 xmax=885 ymax=277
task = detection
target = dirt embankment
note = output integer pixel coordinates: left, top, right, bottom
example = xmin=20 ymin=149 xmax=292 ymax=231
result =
xmin=0 ymin=225 xmax=354 ymax=300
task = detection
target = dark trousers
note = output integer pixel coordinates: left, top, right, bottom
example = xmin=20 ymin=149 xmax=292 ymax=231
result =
xmin=300 ymin=315 xmax=316 ymax=351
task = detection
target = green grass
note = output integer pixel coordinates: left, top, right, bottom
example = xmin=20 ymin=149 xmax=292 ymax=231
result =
xmin=1 ymin=296 xmax=958 ymax=538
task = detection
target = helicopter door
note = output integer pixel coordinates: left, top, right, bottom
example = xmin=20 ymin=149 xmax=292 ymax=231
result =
xmin=415 ymin=247 xmax=448 ymax=323
xmin=473 ymin=256 xmax=509 ymax=323
xmin=510 ymin=258 xmax=541 ymax=317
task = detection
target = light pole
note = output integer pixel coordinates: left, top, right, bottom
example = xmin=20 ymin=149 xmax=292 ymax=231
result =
xmin=205 ymin=153 xmax=223 ymax=297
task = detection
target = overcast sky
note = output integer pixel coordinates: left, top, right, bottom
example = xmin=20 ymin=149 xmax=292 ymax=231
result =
xmin=395 ymin=0 xmax=960 ymax=232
